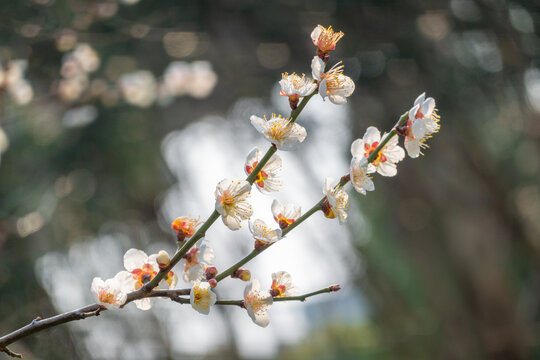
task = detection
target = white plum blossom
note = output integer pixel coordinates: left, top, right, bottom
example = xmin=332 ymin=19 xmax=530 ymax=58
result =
xmin=91 ymin=271 xmax=133 ymax=309
xmin=349 ymin=156 xmax=375 ymax=195
xmin=311 ymin=57 xmax=355 ymax=105
xmin=271 ymin=199 xmax=301 ymax=230
xmin=279 ymin=73 xmax=317 ymax=108
xmin=250 ymin=114 xmax=307 ymax=151
xmin=244 ymin=148 xmax=282 ymax=194
xmin=123 ymin=248 xmax=178 ymax=310
xmin=244 ymin=279 xmax=273 ymax=328
xmin=215 ymin=179 xmax=253 ymax=230
xmin=404 ymin=93 xmax=440 ymax=158
xmin=322 ymin=177 xmax=349 ymax=224
xmin=270 ymin=271 xmax=298 ymax=297
xmin=182 ymin=244 xmax=214 ymax=283
xmin=249 ymin=219 xmax=282 ymax=245
xmin=351 ymin=127 xmax=405 ymax=177
xmin=190 ymin=281 xmax=217 ymax=315
xmin=311 ymin=25 xmax=344 ymax=53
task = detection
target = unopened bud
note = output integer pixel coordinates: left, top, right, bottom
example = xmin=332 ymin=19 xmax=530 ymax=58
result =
xmin=320 ymin=198 xmax=335 ymax=219
xmin=288 ymin=97 xmax=299 ymax=110
xmin=329 ymin=284 xmax=341 ymax=292
xmin=156 ymin=250 xmax=170 ymax=269
xmin=231 ymin=269 xmax=251 ymax=282
xmin=208 ymin=278 xmax=218 ymax=288
xmin=205 ymin=266 xmax=218 ymax=280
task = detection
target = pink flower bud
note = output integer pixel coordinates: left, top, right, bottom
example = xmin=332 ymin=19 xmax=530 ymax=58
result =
xmin=156 ymin=250 xmax=170 ymax=269
xmin=205 ymin=266 xmax=218 ymax=280
xmin=329 ymin=284 xmax=341 ymax=292
xmin=208 ymin=278 xmax=218 ymax=288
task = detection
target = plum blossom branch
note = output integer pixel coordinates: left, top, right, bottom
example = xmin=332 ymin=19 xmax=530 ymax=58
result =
xmin=141 ymin=93 xmax=316 ymax=292
xmin=214 ymin=114 xmax=410 ymax=283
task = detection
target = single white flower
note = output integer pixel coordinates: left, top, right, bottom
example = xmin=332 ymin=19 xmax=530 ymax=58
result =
xmin=244 ymin=279 xmax=273 ymax=328
xmin=249 ymin=219 xmax=282 ymax=244
xmin=349 ymin=157 xmax=375 ymax=195
xmin=171 ymin=216 xmax=203 ymax=242
xmin=279 ymin=73 xmax=317 ymax=108
xmin=311 ymin=25 xmax=344 ymax=53
xmin=244 ymin=148 xmax=282 ymax=194
xmin=271 ymin=199 xmax=301 ymax=229
xmin=182 ymin=244 xmax=214 ymax=283
xmin=404 ymin=93 xmax=440 ymax=158
xmin=190 ymin=281 xmax=217 ymax=315
xmin=123 ymin=248 xmax=177 ymax=310
xmin=322 ymin=178 xmax=349 ymax=224
xmin=351 ymin=127 xmax=405 ymax=177
xmin=311 ymin=57 xmax=355 ymax=105
xmin=215 ymin=179 xmax=253 ymax=230
xmin=270 ymin=271 xmax=298 ymax=297
xmin=250 ymin=114 xmax=307 ymax=151
xmin=91 ymin=271 xmax=133 ymax=309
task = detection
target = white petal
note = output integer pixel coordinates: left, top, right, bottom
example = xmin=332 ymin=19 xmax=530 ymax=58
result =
xmin=323 ymin=177 xmax=335 ymax=195
xmin=123 ymin=249 xmax=148 ymax=272
xmin=253 ymin=311 xmax=270 ymax=328
xmin=377 ymin=161 xmax=397 ymax=177
xmin=310 ymin=26 xmax=322 ymax=44
xmin=245 ymin=147 xmax=261 ymax=173
xmin=414 ymin=92 xmax=425 ymax=106
xmin=409 ymin=104 xmax=419 ymax=121
xmin=422 ymin=97 xmax=435 ymax=116
xmin=311 ymin=56 xmax=325 ymax=81
xmin=384 ymin=145 xmax=406 ymax=163
xmin=223 ymin=214 xmax=241 ymax=231
xmin=318 ymin=78 xmax=328 ymax=100
xmin=350 ymin=138 xmax=365 ymax=157
xmin=250 ymin=115 xmax=266 ymax=134
xmin=363 ymin=126 xmax=381 ymax=144
xmin=412 ymin=119 xmax=426 ymax=139
xmin=328 ymin=94 xmax=347 ymax=104
xmin=405 ymin=139 xmax=421 ymax=158
xmin=134 ymin=298 xmax=152 ymax=311
xmin=91 ymin=277 xmax=105 ymax=294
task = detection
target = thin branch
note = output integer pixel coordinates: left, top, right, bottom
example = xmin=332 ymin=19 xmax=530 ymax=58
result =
xmin=0 ymin=346 xmax=23 ymax=359
xmin=170 ymin=285 xmax=341 ymax=308
xmin=0 ymin=288 xmax=191 ymax=352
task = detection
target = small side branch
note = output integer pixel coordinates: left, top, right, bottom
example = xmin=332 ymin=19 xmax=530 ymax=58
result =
xmin=170 ymin=285 xmax=341 ymax=308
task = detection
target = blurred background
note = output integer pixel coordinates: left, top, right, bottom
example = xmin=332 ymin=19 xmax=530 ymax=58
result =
xmin=1 ymin=0 xmax=540 ymax=359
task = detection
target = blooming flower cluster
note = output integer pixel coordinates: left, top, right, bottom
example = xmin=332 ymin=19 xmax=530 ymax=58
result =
xmin=86 ymin=24 xmax=440 ymax=332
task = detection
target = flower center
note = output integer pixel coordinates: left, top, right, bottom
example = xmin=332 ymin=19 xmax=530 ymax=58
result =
xmin=247 ymin=292 xmax=267 ymax=313
xmin=98 ymin=290 xmax=116 ymax=304
xmin=276 ymin=214 xmax=295 ymax=229
xmin=245 ymin=161 xmax=269 ymax=188
xmin=364 ymin=141 xmax=387 ymax=166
